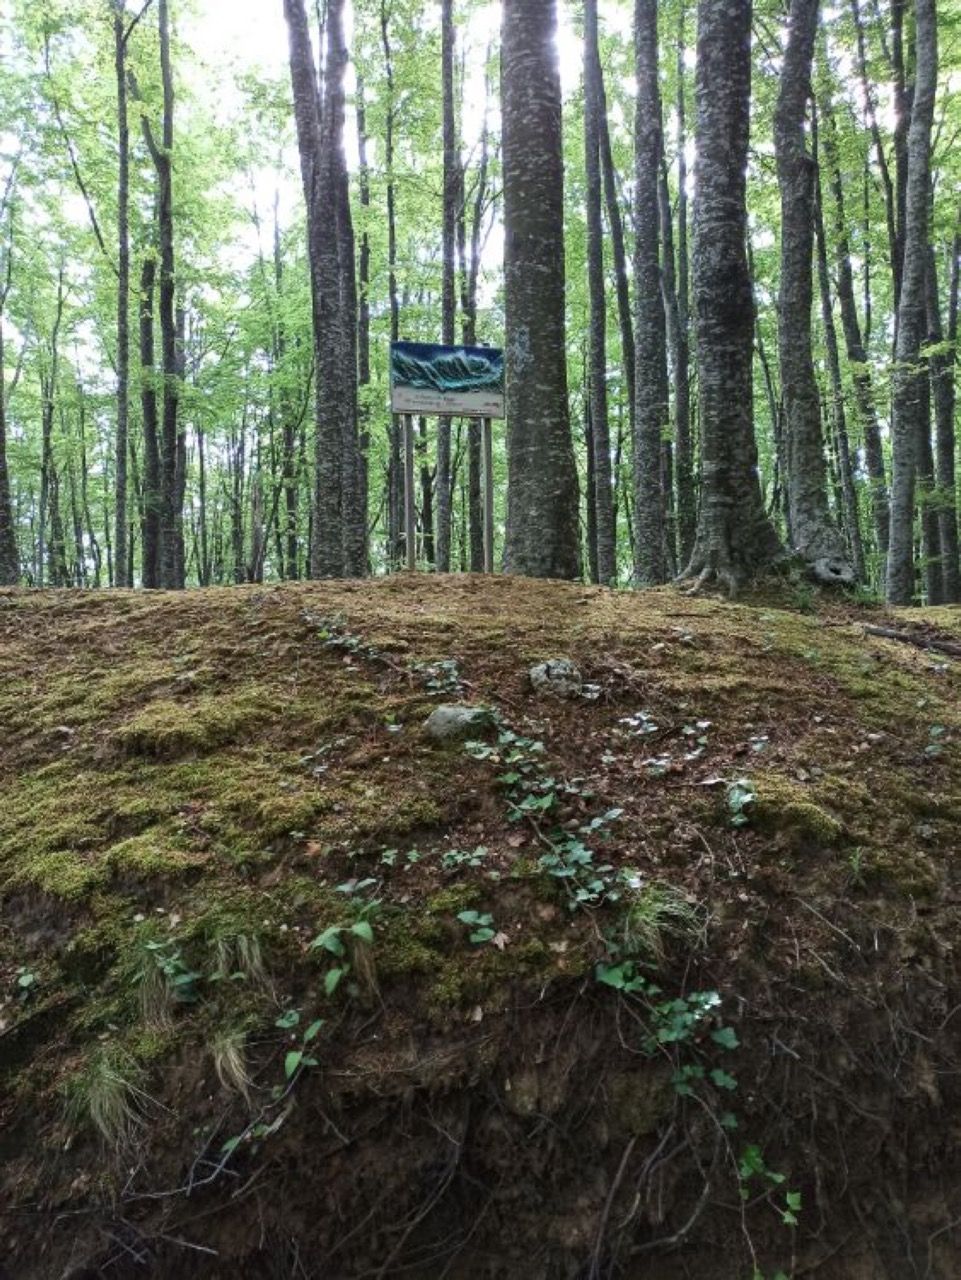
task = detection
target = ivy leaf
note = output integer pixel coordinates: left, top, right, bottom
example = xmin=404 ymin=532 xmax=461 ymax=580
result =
xmin=711 ymin=1026 xmax=739 ymax=1050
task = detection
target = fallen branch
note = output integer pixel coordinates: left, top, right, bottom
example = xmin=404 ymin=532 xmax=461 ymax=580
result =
xmin=863 ymin=625 xmax=961 ymax=659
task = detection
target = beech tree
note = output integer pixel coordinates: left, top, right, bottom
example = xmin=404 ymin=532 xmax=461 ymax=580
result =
xmin=775 ymin=0 xmax=853 ymax=584
xmin=682 ymin=0 xmax=782 ymax=592
xmin=887 ymin=0 xmax=937 ymax=604
xmin=501 ymin=0 xmax=580 ymax=580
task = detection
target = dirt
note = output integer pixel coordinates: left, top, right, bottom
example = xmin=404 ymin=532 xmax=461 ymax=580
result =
xmin=2 ymin=576 xmax=961 ymax=1278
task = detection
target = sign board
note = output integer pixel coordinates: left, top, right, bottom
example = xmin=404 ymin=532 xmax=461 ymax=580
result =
xmin=390 ymin=341 xmax=505 ymax=419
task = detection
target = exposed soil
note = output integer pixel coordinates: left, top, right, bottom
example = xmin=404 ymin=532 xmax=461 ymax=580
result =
xmin=2 ymin=576 xmax=961 ymax=1278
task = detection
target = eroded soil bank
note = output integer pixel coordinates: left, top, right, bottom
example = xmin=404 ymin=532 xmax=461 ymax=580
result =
xmin=3 ymin=577 xmax=961 ymax=1278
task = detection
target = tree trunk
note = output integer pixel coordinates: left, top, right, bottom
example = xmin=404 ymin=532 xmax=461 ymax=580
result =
xmin=595 ymin=45 xmax=635 ymax=441
xmin=113 ymin=2 xmax=130 ymax=587
xmin=356 ymin=80 xmax=372 ymax=576
xmin=436 ymin=0 xmax=456 ymax=574
xmin=682 ymin=0 xmax=782 ymax=593
xmin=775 ymin=0 xmax=852 ymax=583
xmin=139 ymin=255 xmax=161 ymax=588
xmin=133 ymin=0 xmax=181 ymax=589
xmin=633 ymin=0 xmax=668 ymax=586
xmin=819 ymin=85 xmax=890 ymax=555
xmin=0 ymin=234 xmax=17 ymax=585
xmin=584 ymin=0 xmax=616 ymax=584
xmin=925 ymin=244 xmax=961 ymax=601
xmin=672 ymin=0 xmax=695 ymax=565
xmin=328 ymin=0 xmax=364 ymax=577
xmin=813 ymin=139 xmax=866 ymax=581
xmin=381 ymin=0 xmax=403 ymax=570
xmin=886 ymin=0 xmax=936 ymax=604
xmin=501 ymin=0 xmax=580 ymax=580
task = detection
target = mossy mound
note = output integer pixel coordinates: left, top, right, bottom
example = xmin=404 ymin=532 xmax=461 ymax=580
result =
xmin=2 ymin=578 xmax=961 ymax=1278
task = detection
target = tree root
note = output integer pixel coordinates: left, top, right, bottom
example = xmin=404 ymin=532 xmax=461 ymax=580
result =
xmin=864 ymin=624 xmax=961 ymax=659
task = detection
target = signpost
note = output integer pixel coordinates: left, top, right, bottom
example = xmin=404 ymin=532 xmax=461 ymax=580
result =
xmin=390 ymin=341 xmax=504 ymax=573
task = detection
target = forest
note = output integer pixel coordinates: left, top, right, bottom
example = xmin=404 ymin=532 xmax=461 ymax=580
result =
xmin=8 ymin=3 xmax=961 ymax=1279
xmin=0 ymin=0 xmax=958 ymax=601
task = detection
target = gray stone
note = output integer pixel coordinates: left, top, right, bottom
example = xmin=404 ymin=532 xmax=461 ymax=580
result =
xmin=529 ymin=658 xmax=582 ymax=698
xmin=424 ymin=704 xmax=495 ymax=743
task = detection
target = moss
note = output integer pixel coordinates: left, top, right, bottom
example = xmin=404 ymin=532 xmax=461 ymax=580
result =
xmin=104 ymin=833 xmax=200 ymax=879
xmin=750 ymin=774 xmax=844 ymax=850
xmin=114 ymin=692 xmax=271 ymax=758
xmin=426 ymin=884 xmax=481 ymax=915
xmin=9 ymin=850 xmax=106 ymax=899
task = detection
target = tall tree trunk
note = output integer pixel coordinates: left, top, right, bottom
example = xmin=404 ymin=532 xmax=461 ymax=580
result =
xmin=113 ymin=1 xmax=130 ymax=587
xmin=682 ymin=0 xmax=782 ymax=592
xmin=595 ymin=45 xmax=635 ymax=441
xmin=436 ymin=0 xmax=456 ymax=573
xmin=819 ymin=84 xmax=890 ymax=554
xmin=501 ymin=0 xmax=580 ymax=580
xmin=381 ymin=0 xmax=402 ymax=570
xmin=925 ymin=244 xmax=961 ymax=601
xmin=584 ymin=0 xmax=616 ymax=584
xmin=886 ymin=0 xmax=936 ymax=604
xmin=356 ymin=80 xmax=372 ymax=575
xmin=458 ymin=65 xmax=491 ymax=572
xmin=633 ymin=0 xmax=668 ymax=585
xmin=672 ymin=0 xmax=695 ymax=565
xmin=813 ymin=140 xmax=866 ymax=581
xmin=133 ymin=0 xmax=181 ymax=589
xmin=0 ymin=233 xmax=17 ymax=585
xmin=775 ymin=0 xmax=852 ymax=583
xmin=139 ymin=255 xmax=161 ymax=588
xmin=285 ymin=0 xmax=357 ymax=579
xmin=328 ymin=0 xmax=364 ymax=576
xmin=849 ymin=0 xmax=900 ymax=308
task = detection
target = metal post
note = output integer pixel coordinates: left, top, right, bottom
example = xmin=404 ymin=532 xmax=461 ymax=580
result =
xmin=404 ymin=414 xmax=417 ymax=571
xmin=482 ymin=416 xmax=494 ymax=574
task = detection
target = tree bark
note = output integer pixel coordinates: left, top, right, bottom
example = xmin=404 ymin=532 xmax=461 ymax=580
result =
xmin=139 ymin=254 xmax=161 ymax=588
xmin=633 ymin=0 xmax=668 ymax=586
xmin=672 ymin=0 xmax=695 ymax=565
xmin=925 ymin=243 xmax=960 ymax=601
xmin=813 ymin=137 xmax=866 ymax=581
xmin=0 ymin=219 xmax=18 ymax=586
xmin=501 ymin=0 xmax=580 ymax=580
xmin=886 ymin=0 xmax=936 ymax=604
xmin=380 ymin=0 xmax=403 ymax=570
xmin=284 ymin=0 xmax=360 ymax=579
xmin=681 ymin=0 xmax=783 ymax=593
xmin=775 ymin=0 xmax=853 ymax=583
xmin=113 ymin=2 xmax=131 ymax=587
xmin=133 ymin=0 xmax=181 ymax=589
xmin=584 ymin=0 xmax=616 ymax=584
xmin=436 ymin=0 xmax=456 ymax=574
xmin=818 ymin=84 xmax=890 ymax=555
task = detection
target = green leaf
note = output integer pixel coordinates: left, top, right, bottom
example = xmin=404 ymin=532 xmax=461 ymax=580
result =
xmin=325 ymin=967 xmax=345 ymax=996
xmin=710 ymin=1068 xmax=738 ymax=1091
xmin=275 ymin=1009 xmax=300 ymax=1029
xmin=310 ymin=927 xmax=345 ymax=956
xmin=350 ymin=920 xmax=374 ymax=944
xmin=711 ymin=1025 xmax=739 ymax=1050
xmin=284 ymin=1050 xmax=303 ymax=1079
xmin=303 ymin=1019 xmax=324 ymax=1043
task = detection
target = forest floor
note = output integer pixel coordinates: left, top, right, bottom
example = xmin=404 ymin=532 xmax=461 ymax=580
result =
xmin=2 ymin=576 xmax=961 ymax=1278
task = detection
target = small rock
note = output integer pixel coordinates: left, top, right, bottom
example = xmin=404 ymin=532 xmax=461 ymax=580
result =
xmin=424 ymin=704 xmax=495 ymax=743
xmin=529 ymin=658 xmax=583 ymax=698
